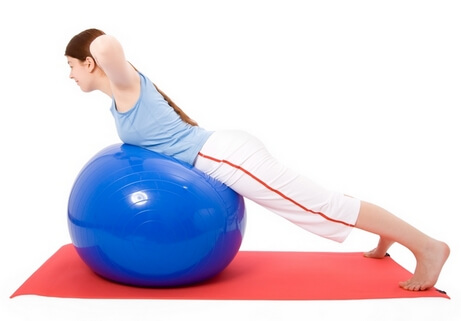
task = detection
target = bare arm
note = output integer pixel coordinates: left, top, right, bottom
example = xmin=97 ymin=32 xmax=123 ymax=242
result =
xmin=90 ymin=35 xmax=140 ymax=111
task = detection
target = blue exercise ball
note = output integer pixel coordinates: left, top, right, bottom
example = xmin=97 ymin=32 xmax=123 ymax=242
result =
xmin=68 ymin=144 xmax=246 ymax=287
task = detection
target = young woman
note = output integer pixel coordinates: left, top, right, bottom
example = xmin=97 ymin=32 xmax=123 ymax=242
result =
xmin=65 ymin=28 xmax=449 ymax=291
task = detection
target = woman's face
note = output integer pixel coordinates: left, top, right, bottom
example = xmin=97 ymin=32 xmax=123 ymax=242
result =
xmin=67 ymin=56 xmax=94 ymax=92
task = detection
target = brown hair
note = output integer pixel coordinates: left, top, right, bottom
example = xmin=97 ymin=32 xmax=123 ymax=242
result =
xmin=65 ymin=28 xmax=198 ymax=126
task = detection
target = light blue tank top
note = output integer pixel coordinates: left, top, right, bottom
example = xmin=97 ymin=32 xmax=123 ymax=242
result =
xmin=110 ymin=72 xmax=213 ymax=165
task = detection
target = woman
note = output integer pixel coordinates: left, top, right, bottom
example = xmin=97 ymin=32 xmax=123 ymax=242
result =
xmin=65 ymin=28 xmax=449 ymax=291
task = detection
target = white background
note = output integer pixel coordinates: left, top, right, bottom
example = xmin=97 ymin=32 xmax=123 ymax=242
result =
xmin=1 ymin=1 xmax=460 ymax=320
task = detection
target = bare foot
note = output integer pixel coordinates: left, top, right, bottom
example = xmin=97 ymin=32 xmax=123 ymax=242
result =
xmin=399 ymin=240 xmax=450 ymax=291
xmin=364 ymin=236 xmax=394 ymax=258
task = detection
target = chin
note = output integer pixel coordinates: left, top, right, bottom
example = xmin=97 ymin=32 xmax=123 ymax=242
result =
xmin=80 ymin=87 xmax=94 ymax=93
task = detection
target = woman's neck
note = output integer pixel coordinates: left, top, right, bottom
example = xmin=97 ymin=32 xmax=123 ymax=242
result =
xmin=96 ymin=73 xmax=113 ymax=97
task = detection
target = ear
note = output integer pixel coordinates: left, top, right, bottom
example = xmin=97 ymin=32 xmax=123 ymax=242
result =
xmin=85 ymin=57 xmax=97 ymax=72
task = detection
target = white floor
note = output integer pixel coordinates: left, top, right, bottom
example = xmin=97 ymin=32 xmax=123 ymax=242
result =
xmin=1 ymin=1 xmax=460 ymax=320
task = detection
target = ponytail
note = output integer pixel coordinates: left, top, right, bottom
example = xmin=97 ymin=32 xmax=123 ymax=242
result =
xmin=152 ymin=83 xmax=198 ymax=127
xmin=127 ymin=62 xmax=198 ymax=126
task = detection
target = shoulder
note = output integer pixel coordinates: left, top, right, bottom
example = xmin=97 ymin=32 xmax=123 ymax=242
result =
xmin=111 ymin=71 xmax=141 ymax=113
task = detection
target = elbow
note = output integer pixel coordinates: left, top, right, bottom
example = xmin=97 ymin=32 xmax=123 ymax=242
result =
xmin=89 ymin=35 xmax=121 ymax=64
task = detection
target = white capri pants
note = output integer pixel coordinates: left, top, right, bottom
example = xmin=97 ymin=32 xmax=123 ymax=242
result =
xmin=194 ymin=130 xmax=361 ymax=243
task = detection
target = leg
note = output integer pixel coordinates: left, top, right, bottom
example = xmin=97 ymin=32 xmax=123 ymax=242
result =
xmin=355 ymin=201 xmax=450 ymax=291
xmin=196 ymin=131 xmax=449 ymax=290
xmin=195 ymin=130 xmax=360 ymax=242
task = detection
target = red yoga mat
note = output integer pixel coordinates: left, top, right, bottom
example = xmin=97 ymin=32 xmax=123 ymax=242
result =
xmin=11 ymin=244 xmax=449 ymax=300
